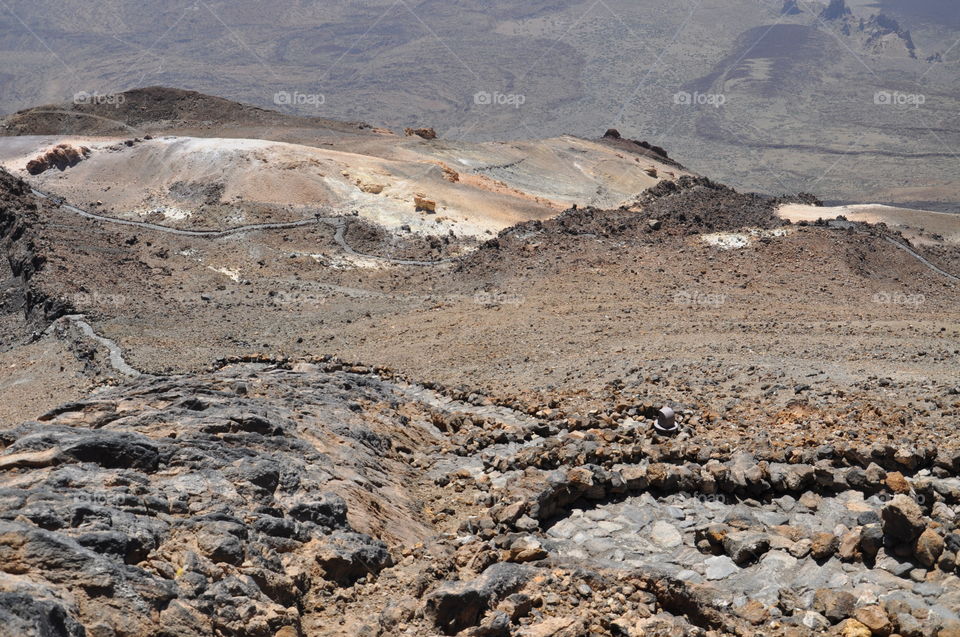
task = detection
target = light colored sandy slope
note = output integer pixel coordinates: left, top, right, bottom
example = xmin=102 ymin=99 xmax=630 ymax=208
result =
xmin=778 ymin=203 xmax=960 ymax=245
xmin=0 ymin=134 xmax=684 ymax=238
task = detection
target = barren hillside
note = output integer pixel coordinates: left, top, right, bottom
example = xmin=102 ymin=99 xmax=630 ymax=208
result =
xmin=1 ymin=88 xmax=959 ymax=637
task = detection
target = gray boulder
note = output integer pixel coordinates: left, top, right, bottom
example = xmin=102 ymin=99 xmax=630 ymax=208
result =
xmin=882 ymin=495 xmax=926 ymax=544
xmin=314 ymin=530 xmax=393 ymax=585
xmin=423 ymin=563 xmax=537 ymax=634
xmin=723 ymin=531 xmax=771 ymax=565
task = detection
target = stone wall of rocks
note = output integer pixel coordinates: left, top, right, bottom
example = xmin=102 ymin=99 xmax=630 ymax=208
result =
xmin=0 ymin=170 xmax=72 ymax=323
xmin=4 ymin=354 xmax=960 ymax=636
xmin=444 ymin=424 xmax=960 ymax=636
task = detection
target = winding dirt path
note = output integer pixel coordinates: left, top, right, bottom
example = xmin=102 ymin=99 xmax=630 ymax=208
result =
xmin=55 ymin=315 xmax=145 ymax=378
xmin=328 ymin=217 xmax=454 ymax=266
xmin=30 ymin=187 xmax=452 ymax=266
xmin=883 ymin=236 xmax=960 ymax=282
xmin=31 ymin=188 xmax=324 ymax=237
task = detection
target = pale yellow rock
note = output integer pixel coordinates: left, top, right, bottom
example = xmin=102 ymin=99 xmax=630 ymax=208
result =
xmin=837 ymin=618 xmax=871 ymax=637
xmin=358 ymin=181 xmax=385 ymax=194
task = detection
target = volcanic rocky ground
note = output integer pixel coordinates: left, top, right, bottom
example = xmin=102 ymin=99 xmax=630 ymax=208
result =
xmin=1 ymin=91 xmax=960 ymax=637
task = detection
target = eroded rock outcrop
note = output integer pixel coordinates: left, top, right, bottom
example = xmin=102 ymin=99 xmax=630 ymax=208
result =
xmin=820 ymin=0 xmax=851 ymax=21
xmin=3 ymin=355 xmax=960 ymax=636
xmin=404 ymin=127 xmax=437 ymax=140
xmin=0 ymin=169 xmax=74 ymax=327
xmin=0 ymin=362 xmax=434 ymax=636
xmin=25 ymin=144 xmax=91 ymax=175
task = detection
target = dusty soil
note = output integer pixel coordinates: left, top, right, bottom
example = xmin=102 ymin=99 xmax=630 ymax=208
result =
xmin=0 ymin=86 xmax=377 ymax=138
xmin=0 ymin=90 xmax=689 ymax=241
xmin=2 ymin=164 xmax=957 ymax=451
xmin=2 ymin=89 xmax=960 ymax=637
xmin=779 ymin=203 xmax=960 ymax=246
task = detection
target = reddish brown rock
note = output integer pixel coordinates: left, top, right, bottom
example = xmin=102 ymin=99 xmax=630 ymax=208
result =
xmin=915 ymin=528 xmax=945 ymax=568
xmin=885 ymin=471 xmax=911 ymax=494
xmin=414 ymin=194 xmax=437 ymax=213
xmin=25 ymin=143 xmax=90 ymax=175
xmin=838 ymin=528 xmax=862 ymax=561
xmin=854 ymin=605 xmax=893 ymax=637
xmin=736 ymin=600 xmax=769 ymax=625
xmin=811 ymin=532 xmax=840 ymax=560
xmin=404 ymin=127 xmax=437 ymax=139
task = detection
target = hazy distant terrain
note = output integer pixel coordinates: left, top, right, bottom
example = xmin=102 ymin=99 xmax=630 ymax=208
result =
xmin=874 ymin=0 xmax=960 ymax=30
xmin=2 ymin=14 xmax=960 ymax=632
xmin=0 ymin=0 xmax=958 ymax=205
